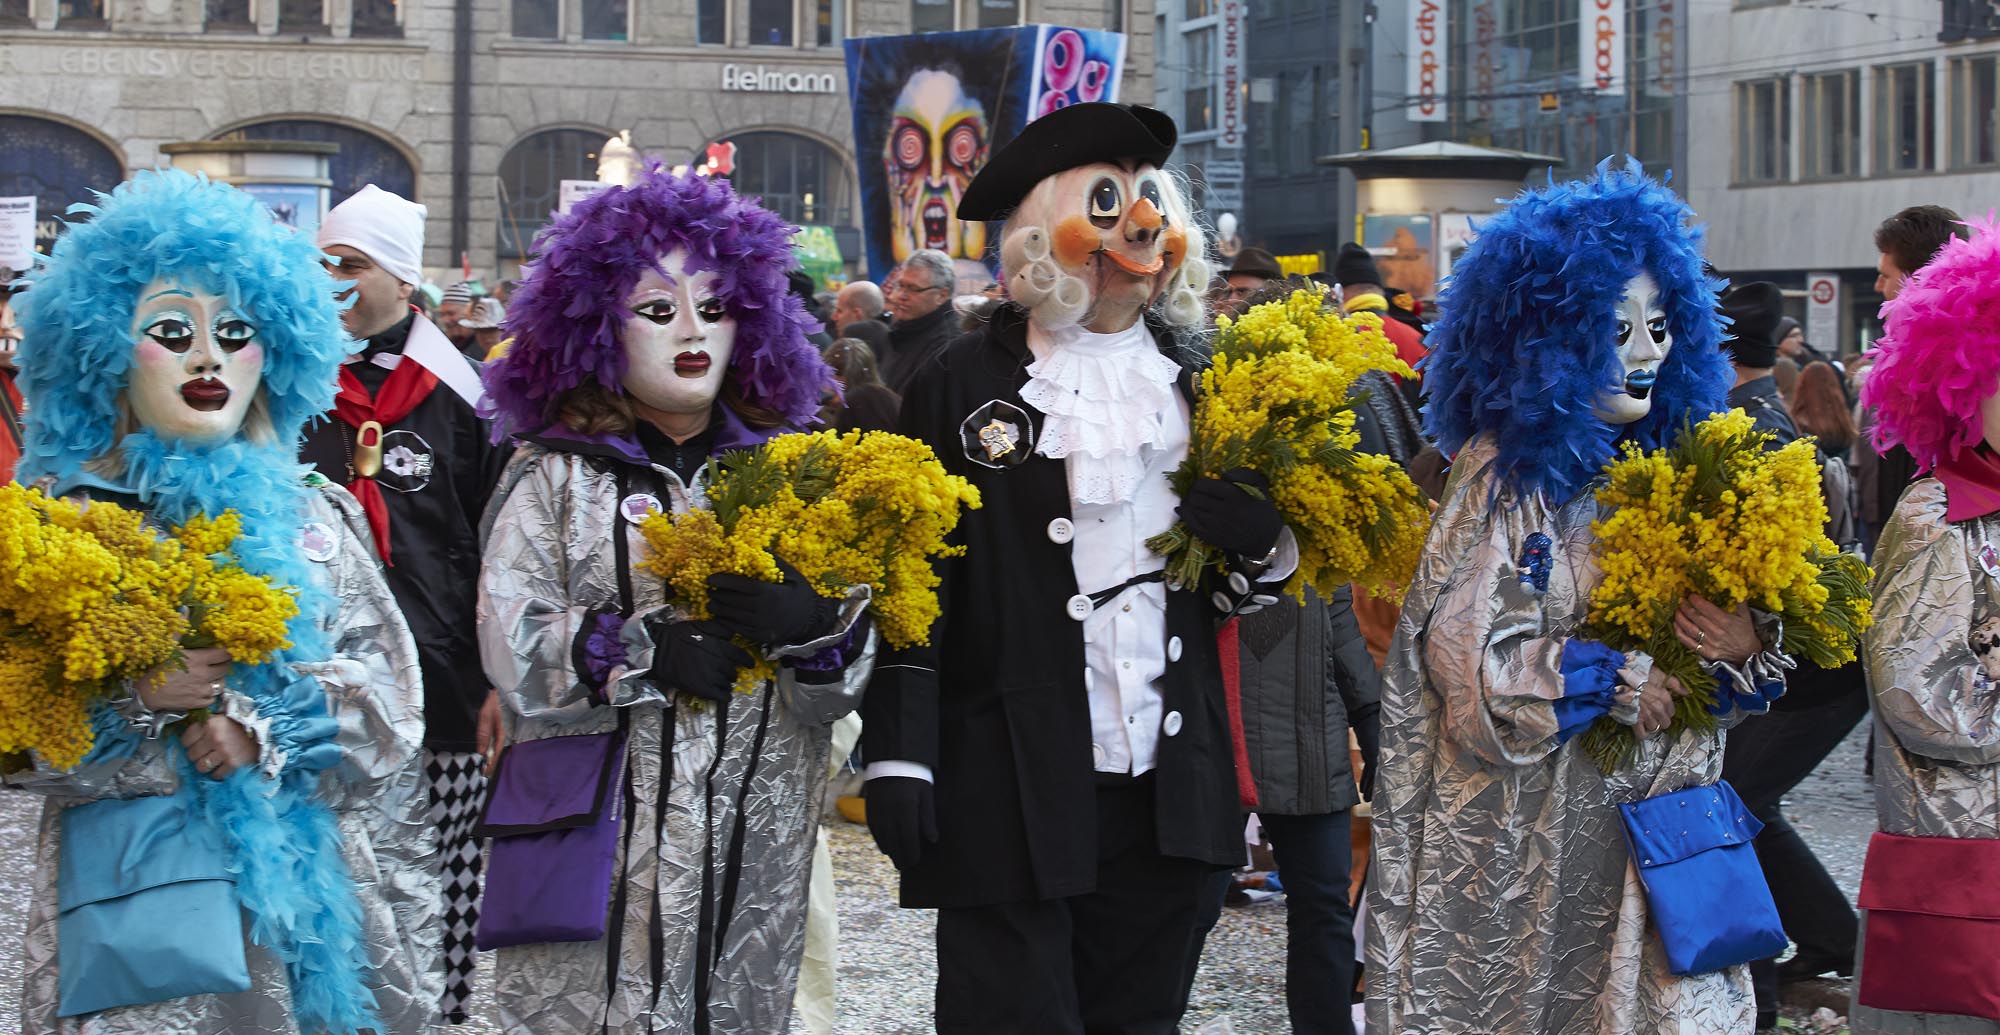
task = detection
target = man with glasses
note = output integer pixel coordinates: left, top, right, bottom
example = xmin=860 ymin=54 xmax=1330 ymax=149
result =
xmin=881 ymin=248 xmax=961 ymax=394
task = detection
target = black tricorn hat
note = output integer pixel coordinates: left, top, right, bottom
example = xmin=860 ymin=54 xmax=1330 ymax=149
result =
xmin=1716 ymin=281 xmax=1785 ymax=368
xmin=955 ymin=103 xmax=1178 ymax=222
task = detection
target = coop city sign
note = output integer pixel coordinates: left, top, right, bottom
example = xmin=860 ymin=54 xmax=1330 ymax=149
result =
xmin=1581 ymin=0 xmax=1626 ymax=96
xmin=1406 ymin=0 xmax=1446 ymax=122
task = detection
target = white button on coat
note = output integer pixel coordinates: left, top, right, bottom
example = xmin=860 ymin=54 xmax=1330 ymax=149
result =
xmin=1163 ymin=711 xmax=1184 ymax=737
xmin=1167 ymin=636 xmax=1183 ymax=662
xmin=1047 ymin=517 xmax=1075 ymax=544
xmin=1066 ymin=594 xmax=1094 ymax=621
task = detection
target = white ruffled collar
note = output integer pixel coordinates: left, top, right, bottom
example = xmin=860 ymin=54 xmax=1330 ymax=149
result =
xmin=1021 ymin=321 xmax=1183 ymax=506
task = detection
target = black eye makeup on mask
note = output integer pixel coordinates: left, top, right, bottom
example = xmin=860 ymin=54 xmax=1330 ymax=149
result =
xmin=696 ymin=297 xmax=727 ymax=323
xmin=214 ymin=316 xmax=257 ymax=353
xmin=632 ymin=298 xmax=680 ymax=324
xmin=144 ymin=314 xmax=196 ymax=353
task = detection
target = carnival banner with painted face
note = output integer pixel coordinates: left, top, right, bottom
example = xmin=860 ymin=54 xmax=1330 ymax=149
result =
xmin=844 ymin=24 xmax=1127 ymax=279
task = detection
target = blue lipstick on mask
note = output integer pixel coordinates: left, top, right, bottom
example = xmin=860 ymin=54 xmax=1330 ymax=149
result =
xmin=1624 ymin=368 xmax=1658 ymax=400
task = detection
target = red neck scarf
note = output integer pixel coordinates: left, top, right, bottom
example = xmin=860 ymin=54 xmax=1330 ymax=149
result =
xmin=1937 ymin=443 xmax=2000 ymax=523
xmin=333 ymin=357 xmax=439 ymax=563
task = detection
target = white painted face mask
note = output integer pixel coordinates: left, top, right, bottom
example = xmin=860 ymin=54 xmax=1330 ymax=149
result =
xmin=620 ymin=248 xmax=737 ymax=417
xmin=127 ymin=281 xmax=265 ymax=443
xmin=1594 ymin=272 xmax=1673 ymax=426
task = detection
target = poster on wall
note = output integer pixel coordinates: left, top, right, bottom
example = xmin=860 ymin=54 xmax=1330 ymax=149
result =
xmin=238 ymin=183 xmax=323 ymax=236
xmin=0 ymin=196 xmax=33 ymax=271
xmin=1362 ymin=213 xmax=1436 ymax=300
xmin=844 ymin=24 xmax=1127 ymax=280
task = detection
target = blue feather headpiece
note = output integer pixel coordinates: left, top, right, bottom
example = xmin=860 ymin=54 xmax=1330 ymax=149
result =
xmin=1422 ymin=159 xmax=1729 ymax=502
xmin=15 ymin=167 xmax=349 ymax=483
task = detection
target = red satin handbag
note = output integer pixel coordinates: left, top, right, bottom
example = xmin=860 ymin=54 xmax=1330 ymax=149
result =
xmin=1857 ymin=831 xmax=2000 ymax=1021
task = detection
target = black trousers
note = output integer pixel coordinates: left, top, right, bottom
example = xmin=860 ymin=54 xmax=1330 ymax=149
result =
xmin=935 ymin=774 xmax=1211 ymax=1035
xmin=1720 ymin=661 xmax=1871 ymax=1017
xmin=1181 ymin=811 xmax=1357 ymax=1035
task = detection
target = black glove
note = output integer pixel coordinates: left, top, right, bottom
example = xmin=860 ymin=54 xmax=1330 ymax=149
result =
xmin=706 ymin=560 xmax=839 ymax=647
xmin=865 ymin=775 xmax=937 ymax=871
xmin=1178 ymin=468 xmax=1283 ymax=559
xmin=643 ymin=616 xmax=750 ymax=704
xmin=1350 ymin=702 xmax=1382 ymax=800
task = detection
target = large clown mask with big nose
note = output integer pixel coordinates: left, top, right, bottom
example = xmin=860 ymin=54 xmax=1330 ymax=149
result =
xmin=127 ymin=281 xmax=265 ymax=442
xmin=1594 ymin=272 xmax=1673 ymax=425
xmin=1042 ymin=162 xmax=1189 ymax=321
xmin=621 ymin=249 xmax=736 ymax=418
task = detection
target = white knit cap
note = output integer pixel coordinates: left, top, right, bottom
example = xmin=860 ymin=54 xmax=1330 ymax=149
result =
xmin=318 ymin=184 xmax=427 ymax=287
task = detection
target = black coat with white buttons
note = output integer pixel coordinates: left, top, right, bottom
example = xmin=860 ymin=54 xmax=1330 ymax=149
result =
xmin=864 ymin=303 xmax=1244 ymax=910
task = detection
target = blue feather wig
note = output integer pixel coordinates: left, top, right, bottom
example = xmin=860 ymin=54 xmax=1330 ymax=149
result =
xmin=1422 ymin=160 xmax=1729 ymax=502
xmin=14 ymin=170 xmax=380 ymax=1033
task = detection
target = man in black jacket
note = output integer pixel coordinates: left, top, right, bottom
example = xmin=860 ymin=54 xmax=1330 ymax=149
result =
xmin=298 ymin=185 xmax=510 ymax=1025
xmin=1716 ymin=282 xmax=1867 ymax=1028
xmin=863 ymin=103 xmax=1289 ymax=1034
xmin=880 ymin=248 xmax=961 ymax=394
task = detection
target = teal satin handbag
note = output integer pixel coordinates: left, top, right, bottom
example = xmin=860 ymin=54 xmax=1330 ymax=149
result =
xmin=56 ymin=793 xmax=251 ymax=1016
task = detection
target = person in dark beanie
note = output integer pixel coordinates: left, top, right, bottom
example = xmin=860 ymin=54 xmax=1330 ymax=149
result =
xmin=1217 ymin=246 xmax=1282 ymax=317
xmin=1715 ymin=280 xmax=1865 ymax=1030
xmin=1334 ymin=242 xmax=1428 ymax=412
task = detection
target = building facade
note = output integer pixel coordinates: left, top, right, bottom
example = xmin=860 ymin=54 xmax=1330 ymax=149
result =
xmin=0 ymin=0 xmax=1149 ymax=281
xmin=1686 ymin=0 xmax=2000 ymax=355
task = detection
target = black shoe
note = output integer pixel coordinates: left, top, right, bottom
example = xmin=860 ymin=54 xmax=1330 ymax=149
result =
xmin=1755 ymin=1012 xmax=1777 ymax=1031
xmin=1777 ymin=951 xmax=1855 ymax=983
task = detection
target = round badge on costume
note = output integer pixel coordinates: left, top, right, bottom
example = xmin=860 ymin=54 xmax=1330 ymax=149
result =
xmin=621 ymin=493 xmax=663 ymax=524
xmin=300 ymin=521 xmax=338 ymax=563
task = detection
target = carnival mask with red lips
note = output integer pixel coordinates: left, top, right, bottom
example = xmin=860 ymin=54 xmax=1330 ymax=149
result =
xmin=126 ymin=280 xmax=265 ymax=442
xmin=886 ymin=69 xmax=988 ymax=264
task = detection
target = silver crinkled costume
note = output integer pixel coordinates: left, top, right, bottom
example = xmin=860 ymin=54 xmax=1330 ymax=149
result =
xmin=1366 ymin=435 xmax=1764 ymax=1034
xmin=478 ymin=444 xmax=869 ymax=1034
xmin=1852 ymin=478 xmax=2000 ymax=1035
xmin=10 ymin=484 xmax=440 ymax=1035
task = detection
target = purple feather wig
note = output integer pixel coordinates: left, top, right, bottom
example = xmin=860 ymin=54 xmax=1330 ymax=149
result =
xmin=483 ymin=165 xmax=832 ymax=437
xmin=1862 ymin=214 xmax=2000 ymax=472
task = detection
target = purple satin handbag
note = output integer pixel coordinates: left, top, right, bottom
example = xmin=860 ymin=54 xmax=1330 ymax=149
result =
xmin=473 ymin=728 xmax=626 ymax=950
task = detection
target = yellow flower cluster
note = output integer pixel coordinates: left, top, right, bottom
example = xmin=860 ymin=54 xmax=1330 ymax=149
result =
xmin=637 ymin=430 xmax=981 ymax=693
xmin=0 ymin=485 xmax=299 ymax=769
xmin=1150 ymin=289 xmax=1430 ymax=600
xmin=1579 ymin=410 xmax=1874 ymax=768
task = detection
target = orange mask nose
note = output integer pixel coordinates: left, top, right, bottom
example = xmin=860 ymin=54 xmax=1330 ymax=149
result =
xmin=1127 ymin=197 xmax=1164 ymax=231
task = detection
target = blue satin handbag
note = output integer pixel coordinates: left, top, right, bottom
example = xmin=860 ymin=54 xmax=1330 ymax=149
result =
xmin=1618 ymin=781 xmax=1788 ymax=976
xmin=56 ymin=793 xmax=251 ymax=1016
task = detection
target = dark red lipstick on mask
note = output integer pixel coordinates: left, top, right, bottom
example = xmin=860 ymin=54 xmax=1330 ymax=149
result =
xmin=674 ymin=352 xmax=711 ymax=377
xmin=180 ymin=378 xmax=231 ymax=411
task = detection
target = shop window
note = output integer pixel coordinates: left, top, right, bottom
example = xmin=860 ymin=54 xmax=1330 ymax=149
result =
xmin=581 ymin=0 xmax=626 ymax=41
xmin=277 ymin=0 xmax=325 ymax=33
xmin=219 ymin=119 xmax=417 ymax=208
xmin=1874 ymin=61 xmax=1935 ymax=173
xmin=1733 ymin=77 xmax=1789 ymax=184
xmin=56 ymin=0 xmax=106 ymax=27
xmin=716 ymin=131 xmax=853 ymax=229
xmin=1103 ymin=0 xmax=1123 ymax=31
xmin=1185 ymin=0 xmax=1213 ymax=17
xmin=0 ymin=115 xmax=125 ymax=256
xmin=513 ymin=0 xmax=557 ymax=38
xmin=497 ymin=128 xmax=607 ymax=258
xmin=204 ymin=0 xmax=253 ymax=30
xmin=1801 ymin=69 xmax=1858 ymax=180
xmin=1953 ymin=54 xmax=1999 ymax=169
xmin=975 ymin=0 xmax=1016 ymax=26
xmin=750 ymin=0 xmax=792 ymax=44
xmin=698 ymin=0 xmax=724 ymax=42
xmin=910 ymin=0 xmax=951 ymax=32
xmin=1184 ymin=26 xmax=1215 ymax=133
xmin=0 ymin=0 xmax=27 ymax=24
xmin=352 ymin=0 xmax=400 ymax=36
xmin=815 ymin=0 xmax=841 ymax=46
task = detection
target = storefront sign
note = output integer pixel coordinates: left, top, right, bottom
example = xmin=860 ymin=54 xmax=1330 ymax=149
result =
xmin=558 ymin=180 xmax=610 ymax=215
xmin=0 ymin=197 xmax=34 ymax=271
xmin=1580 ymin=0 xmax=1625 ymax=95
xmin=722 ymin=64 xmax=838 ymax=94
xmin=1469 ymin=0 xmax=1497 ymax=122
xmin=0 ymin=44 xmax=423 ymax=81
xmin=1643 ymin=0 xmax=1676 ymax=98
xmin=1805 ymin=272 xmax=1841 ymax=352
xmin=1407 ymin=0 xmax=1446 ymax=122
xmin=1217 ymin=0 xmax=1246 ymax=149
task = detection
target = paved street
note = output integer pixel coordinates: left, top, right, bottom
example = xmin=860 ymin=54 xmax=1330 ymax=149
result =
xmin=0 ymin=723 xmax=1876 ymax=1033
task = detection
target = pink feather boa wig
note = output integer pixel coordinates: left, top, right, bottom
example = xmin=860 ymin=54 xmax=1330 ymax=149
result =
xmin=1863 ymin=214 xmax=2000 ymax=471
